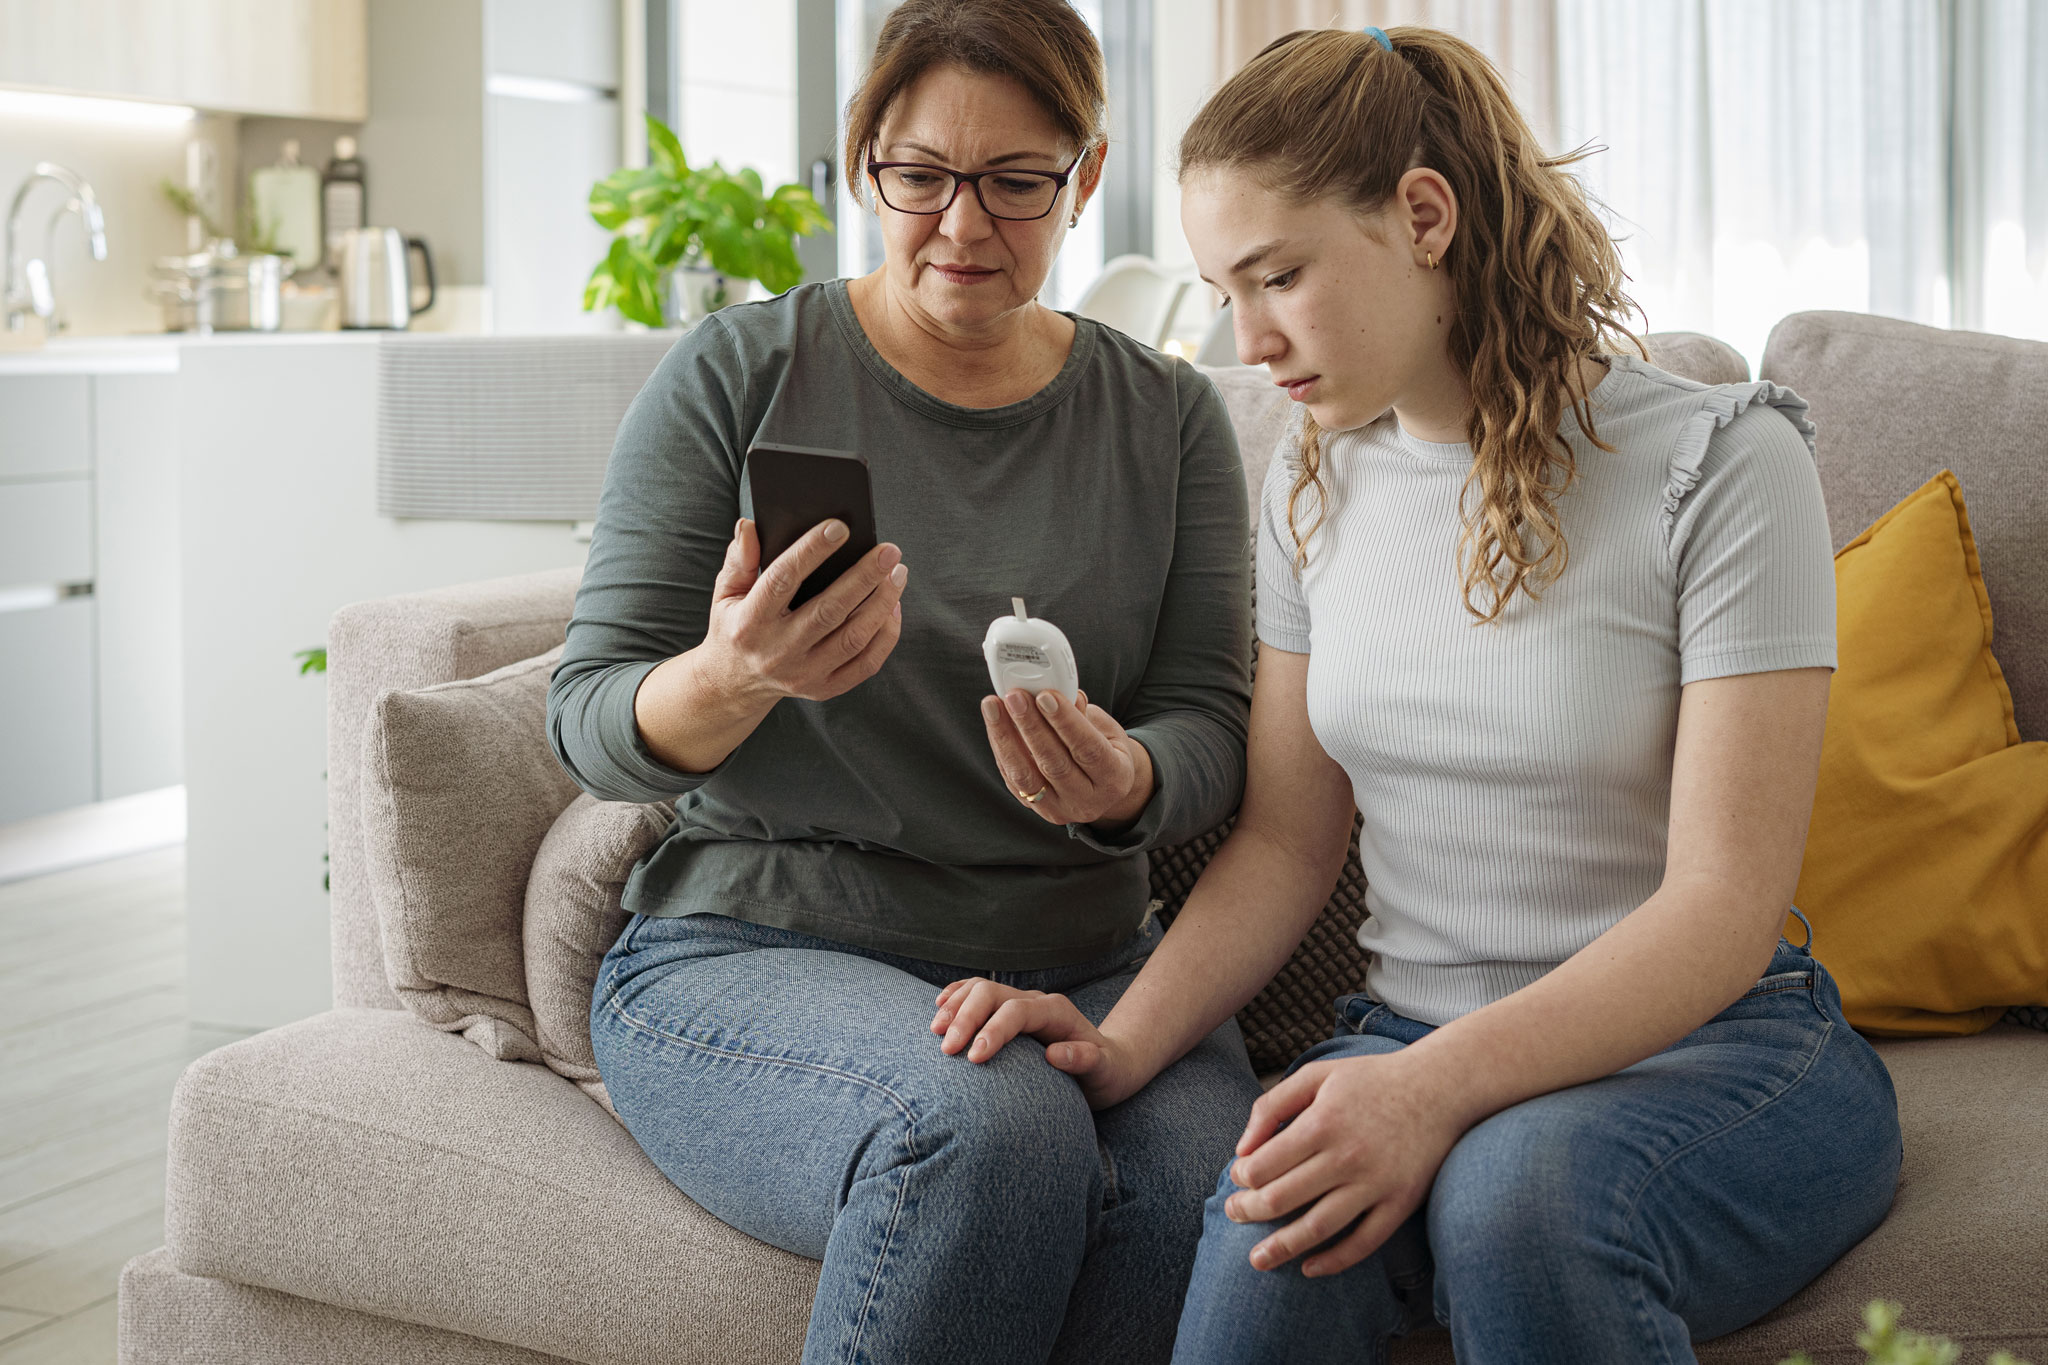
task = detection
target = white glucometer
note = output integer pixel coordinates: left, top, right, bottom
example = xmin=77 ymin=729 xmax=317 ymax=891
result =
xmin=982 ymin=598 xmax=1079 ymax=705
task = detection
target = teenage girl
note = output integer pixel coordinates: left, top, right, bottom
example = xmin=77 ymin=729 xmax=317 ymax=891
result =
xmin=927 ymin=25 xmax=1902 ymax=1363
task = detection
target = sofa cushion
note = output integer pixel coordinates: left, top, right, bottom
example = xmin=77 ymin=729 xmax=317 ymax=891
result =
xmin=328 ymin=565 xmax=582 ymax=1015
xmin=359 ymin=647 xmax=584 ymax=1062
xmin=524 ymin=793 xmax=673 ymax=1112
xmin=1762 ymin=311 xmax=2048 ymax=740
xmin=161 ymin=1010 xmax=2046 ymax=1365
xmin=1791 ymin=472 xmax=2048 ymax=1035
xmin=120 ymin=1246 xmax=577 ymax=1365
xmin=164 ymin=1008 xmax=818 ymax=1365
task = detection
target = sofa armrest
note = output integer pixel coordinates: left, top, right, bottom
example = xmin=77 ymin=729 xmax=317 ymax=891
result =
xmin=328 ymin=566 xmax=582 ymax=1010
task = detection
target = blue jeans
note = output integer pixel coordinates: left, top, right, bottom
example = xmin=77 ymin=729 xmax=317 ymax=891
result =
xmin=591 ymin=910 xmax=1263 ymax=1365
xmin=1171 ymin=918 xmax=1904 ymax=1365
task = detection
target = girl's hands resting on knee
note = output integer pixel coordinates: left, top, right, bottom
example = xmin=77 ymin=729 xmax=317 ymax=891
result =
xmin=981 ymin=688 xmax=1156 ymax=831
xmin=1224 ymin=1052 xmax=1468 ymax=1278
xmin=929 ymin=980 xmax=1151 ymax=1111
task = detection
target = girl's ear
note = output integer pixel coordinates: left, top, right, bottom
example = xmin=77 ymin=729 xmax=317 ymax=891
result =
xmin=1395 ymin=167 xmax=1458 ymax=265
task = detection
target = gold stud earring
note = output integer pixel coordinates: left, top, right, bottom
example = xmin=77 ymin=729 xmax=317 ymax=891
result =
xmin=1070 ymin=212 xmax=1080 ymax=228
xmin=1427 ymin=250 xmax=1438 ymax=270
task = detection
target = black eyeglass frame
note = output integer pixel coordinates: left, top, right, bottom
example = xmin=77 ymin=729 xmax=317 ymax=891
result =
xmin=864 ymin=147 xmax=1090 ymax=222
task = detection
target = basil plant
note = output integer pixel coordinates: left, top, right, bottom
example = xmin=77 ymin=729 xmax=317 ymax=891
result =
xmin=584 ymin=113 xmax=832 ymax=327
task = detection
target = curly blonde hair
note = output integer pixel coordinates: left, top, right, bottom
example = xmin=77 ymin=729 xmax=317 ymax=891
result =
xmin=1179 ymin=26 xmax=1646 ymax=622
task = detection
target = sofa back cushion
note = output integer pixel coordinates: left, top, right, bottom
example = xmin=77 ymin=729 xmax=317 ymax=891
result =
xmin=359 ymin=645 xmax=583 ymax=1059
xmin=1763 ymin=311 xmax=2047 ymax=739
xmin=327 ymin=565 xmax=582 ymax=1011
xmin=525 ymin=793 xmax=674 ymax=1112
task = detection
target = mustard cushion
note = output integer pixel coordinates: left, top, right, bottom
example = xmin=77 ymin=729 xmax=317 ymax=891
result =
xmin=1790 ymin=471 xmax=2048 ymax=1036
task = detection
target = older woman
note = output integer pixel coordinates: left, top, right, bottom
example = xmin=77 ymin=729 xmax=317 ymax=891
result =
xmin=547 ymin=1 xmax=1261 ymax=1360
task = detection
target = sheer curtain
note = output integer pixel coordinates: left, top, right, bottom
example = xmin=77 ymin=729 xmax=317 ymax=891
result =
xmin=1952 ymin=0 xmax=2048 ymax=339
xmin=1557 ymin=0 xmax=1950 ymax=370
xmin=1209 ymin=0 xmax=2048 ymax=367
xmin=1217 ymin=0 xmax=1559 ymax=148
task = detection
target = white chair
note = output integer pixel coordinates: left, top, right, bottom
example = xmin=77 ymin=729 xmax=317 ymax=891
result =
xmin=1073 ymin=254 xmax=1190 ymax=350
xmin=1193 ymin=302 xmax=1241 ymax=366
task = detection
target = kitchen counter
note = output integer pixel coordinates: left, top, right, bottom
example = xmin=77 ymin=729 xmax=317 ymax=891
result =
xmin=0 ymin=334 xmax=183 ymax=375
xmin=0 ymin=329 xmax=393 ymax=376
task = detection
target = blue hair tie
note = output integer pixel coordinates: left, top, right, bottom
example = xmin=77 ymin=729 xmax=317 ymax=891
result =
xmin=1362 ymin=25 xmax=1393 ymax=52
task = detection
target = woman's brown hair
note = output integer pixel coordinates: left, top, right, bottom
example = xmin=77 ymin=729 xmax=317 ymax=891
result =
xmin=1179 ymin=26 xmax=1646 ymax=623
xmin=842 ymin=0 xmax=1107 ymax=205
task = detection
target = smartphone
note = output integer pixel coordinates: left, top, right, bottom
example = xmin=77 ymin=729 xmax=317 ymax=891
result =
xmin=744 ymin=442 xmax=879 ymax=608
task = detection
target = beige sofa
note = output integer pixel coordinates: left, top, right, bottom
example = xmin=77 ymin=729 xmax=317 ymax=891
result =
xmin=120 ymin=313 xmax=2048 ymax=1364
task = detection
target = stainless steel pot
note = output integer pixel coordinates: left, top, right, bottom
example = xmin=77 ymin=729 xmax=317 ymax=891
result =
xmin=150 ymin=248 xmax=293 ymax=332
xmin=337 ymin=227 xmax=435 ymax=329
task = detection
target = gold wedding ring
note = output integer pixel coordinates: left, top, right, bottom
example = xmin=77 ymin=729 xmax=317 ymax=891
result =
xmin=1022 ymin=785 xmax=1049 ymax=804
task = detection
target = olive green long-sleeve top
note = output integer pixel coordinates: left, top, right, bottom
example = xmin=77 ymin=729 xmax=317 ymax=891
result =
xmin=547 ymin=279 xmax=1250 ymax=970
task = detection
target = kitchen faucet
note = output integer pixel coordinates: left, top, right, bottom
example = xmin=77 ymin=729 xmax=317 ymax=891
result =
xmin=5 ymin=162 xmax=107 ymax=332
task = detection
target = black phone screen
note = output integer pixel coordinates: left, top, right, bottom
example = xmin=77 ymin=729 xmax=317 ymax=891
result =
xmin=744 ymin=443 xmax=879 ymax=607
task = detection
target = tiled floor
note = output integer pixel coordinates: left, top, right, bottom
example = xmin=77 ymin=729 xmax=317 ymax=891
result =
xmin=0 ymin=845 xmax=250 ymax=1364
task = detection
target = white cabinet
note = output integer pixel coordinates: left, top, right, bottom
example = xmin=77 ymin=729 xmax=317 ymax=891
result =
xmin=0 ymin=368 xmax=183 ymax=823
xmin=0 ymin=479 xmax=92 ymax=588
xmin=0 ymin=596 xmax=97 ymax=825
xmin=95 ymin=375 xmax=184 ymax=799
xmin=0 ymin=0 xmax=368 ymax=120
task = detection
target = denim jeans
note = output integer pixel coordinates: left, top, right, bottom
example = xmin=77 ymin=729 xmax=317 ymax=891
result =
xmin=1171 ymin=915 xmax=1904 ymax=1365
xmin=590 ymin=910 xmax=1263 ymax=1365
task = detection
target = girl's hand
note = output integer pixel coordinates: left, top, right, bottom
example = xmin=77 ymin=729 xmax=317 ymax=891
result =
xmin=981 ymin=687 xmax=1155 ymax=829
xmin=1224 ymin=1051 xmax=1469 ymax=1277
xmin=930 ymin=978 xmax=1151 ymax=1111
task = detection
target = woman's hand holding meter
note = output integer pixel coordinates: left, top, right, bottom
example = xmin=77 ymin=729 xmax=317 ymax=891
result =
xmin=980 ymin=687 xmax=1155 ymax=830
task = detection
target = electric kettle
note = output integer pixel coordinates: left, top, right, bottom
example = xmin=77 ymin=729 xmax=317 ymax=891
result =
xmin=337 ymin=227 xmax=435 ymax=329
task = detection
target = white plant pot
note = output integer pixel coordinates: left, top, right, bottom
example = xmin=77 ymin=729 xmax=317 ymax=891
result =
xmin=669 ymin=265 xmax=753 ymax=324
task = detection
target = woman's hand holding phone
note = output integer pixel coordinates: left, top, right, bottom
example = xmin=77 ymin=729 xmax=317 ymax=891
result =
xmin=705 ymin=517 xmax=908 ymax=704
xmin=633 ymin=516 xmax=909 ymax=774
xmin=981 ymin=688 xmax=1155 ymax=830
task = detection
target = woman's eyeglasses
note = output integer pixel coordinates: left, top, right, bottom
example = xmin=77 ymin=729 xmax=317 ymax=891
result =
xmin=865 ymin=148 xmax=1088 ymax=222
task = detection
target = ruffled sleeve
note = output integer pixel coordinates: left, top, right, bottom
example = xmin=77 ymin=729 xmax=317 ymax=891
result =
xmin=1660 ymin=374 xmax=1818 ymax=540
xmin=1648 ymin=365 xmax=1838 ymax=686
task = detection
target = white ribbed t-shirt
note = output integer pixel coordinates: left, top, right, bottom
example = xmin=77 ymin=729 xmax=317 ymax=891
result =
xmin=1255 ymin=354 xmax=1837 ymax=1026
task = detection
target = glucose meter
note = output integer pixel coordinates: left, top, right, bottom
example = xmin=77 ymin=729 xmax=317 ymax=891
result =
xmin=982 ymin=598 xmax=1079 ymax=705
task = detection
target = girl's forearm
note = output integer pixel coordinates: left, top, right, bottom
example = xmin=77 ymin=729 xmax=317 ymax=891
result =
xmin=1101 ymin=820 xmax=1352 ymax=1082
xmin=1397 ymin=879 xmax=1784 ymax=1131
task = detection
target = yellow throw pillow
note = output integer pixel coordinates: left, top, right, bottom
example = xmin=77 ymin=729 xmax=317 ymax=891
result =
xmin=1789 ymin=471 xmax=2048 ymax=1036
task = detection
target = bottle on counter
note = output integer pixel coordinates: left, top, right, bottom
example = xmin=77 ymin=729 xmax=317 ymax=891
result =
xmin=248 ymin=139 xmax=322 ymax=273
xmin=322 ymin=136 xmax=366 ymax=271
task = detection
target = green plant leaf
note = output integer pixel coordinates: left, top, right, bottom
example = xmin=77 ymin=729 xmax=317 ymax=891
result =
xmin=735 ymin=166 xmax=764 ymax=197
xmin=767 ymin=183 xmax=832 ymax=236
xmin=646 ymin=112 xmax=687 ymax=179
xmin=698 ymin=218 xmax=755 ymax=279
xmin=756 ymin=230 xmax=803 ymax=294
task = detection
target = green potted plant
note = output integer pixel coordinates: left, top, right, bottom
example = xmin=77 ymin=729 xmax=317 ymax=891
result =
xmin=584 ymin=113 xmax=831 ymax=327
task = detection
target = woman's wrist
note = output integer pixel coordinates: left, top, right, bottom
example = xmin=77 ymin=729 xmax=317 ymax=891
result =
xmin=1088 ymin=735 xmax=1156 ymax=834
xmin=634 ymin=644 xmax=777 ymax=774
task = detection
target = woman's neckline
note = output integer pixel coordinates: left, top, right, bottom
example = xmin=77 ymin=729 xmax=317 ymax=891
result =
xmin=824 ymin=278 xmax=1096 ymax=431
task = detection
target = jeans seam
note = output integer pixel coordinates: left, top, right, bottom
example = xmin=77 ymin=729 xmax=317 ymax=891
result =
xmin=1616 ymin=1017 xmax=1835 ymax=1349
xmin=599 ymin=995 xmax=924 ymax=1364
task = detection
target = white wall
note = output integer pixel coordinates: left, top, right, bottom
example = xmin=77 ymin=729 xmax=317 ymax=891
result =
xmin=1151 ymin=0 xmax=1218 ymax=271
xmin=678 ymin=0 xmax=798 ymax=190
xmin=0 ymin=110 xmax=238 ymax=338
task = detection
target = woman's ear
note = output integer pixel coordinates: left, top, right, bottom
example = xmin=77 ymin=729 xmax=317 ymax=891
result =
xmin=1395 ymin=167 xmax=1458 ymax=266
xmin=1074 ymin=143 xmax=1108 ymax=217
